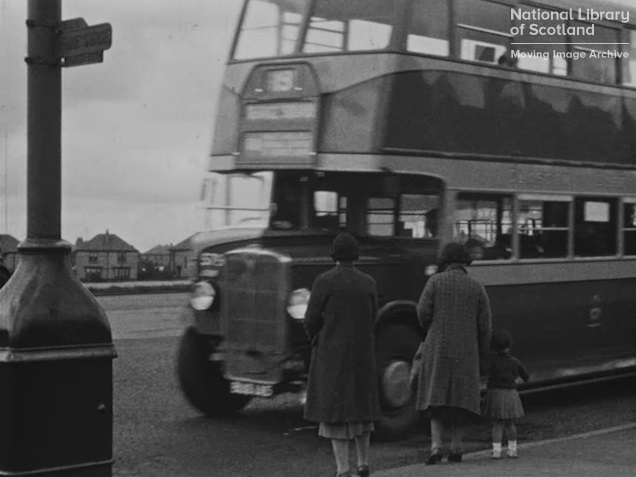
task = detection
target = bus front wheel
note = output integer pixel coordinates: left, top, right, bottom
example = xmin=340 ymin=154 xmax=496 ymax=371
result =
xmin=374 ymin=323 xmax=421 ymax=441
xmin=177 ymin=328 xmax=251 ymax=416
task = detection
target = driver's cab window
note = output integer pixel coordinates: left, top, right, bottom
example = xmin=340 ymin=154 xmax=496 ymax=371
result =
xmin=270 ymin=172 xmax=347 ymax=231
xmin=270 ymin=182 xmax=302 ymax=230
xmin=269 ymin=172 xmax=443 ymax=235
xmin=367 ymin=197 xmax=395 ymax=236
xmin=312 ymin=191 xmax=346 ymax=229
xmin=399 ymin=194 xmax=439 ymax=238
xmin=365 ymin=175 xmax=442 ymax=237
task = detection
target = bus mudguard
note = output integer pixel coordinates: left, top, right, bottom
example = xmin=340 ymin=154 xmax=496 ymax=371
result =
xmin=375 ymin=300 xmax=421 ymax=336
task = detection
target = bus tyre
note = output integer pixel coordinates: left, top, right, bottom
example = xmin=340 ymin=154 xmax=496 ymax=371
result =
xmin=374 ymin=323 xmax=421 ymax=441
xmin=177 ymin=328 xmax=251 ymax=416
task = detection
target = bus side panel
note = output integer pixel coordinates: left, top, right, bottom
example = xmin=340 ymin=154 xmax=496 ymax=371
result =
xmin=487 ymin=278 xmax=636 ymax=383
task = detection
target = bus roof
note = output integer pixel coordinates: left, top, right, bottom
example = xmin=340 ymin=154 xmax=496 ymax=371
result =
xmin=529 ymin=0 xmax=636 ymax=25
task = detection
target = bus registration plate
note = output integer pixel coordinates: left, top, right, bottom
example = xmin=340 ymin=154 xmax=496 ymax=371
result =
xmin=230 ymin=381 xmax=273 ymax=397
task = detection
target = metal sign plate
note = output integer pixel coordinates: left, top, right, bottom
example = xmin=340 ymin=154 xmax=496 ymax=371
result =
xmin=56 ymin=23 xmax=112 ymax=58
xmin=59 ymin=17 xmax=88 ymax=31
xmin=63 ymin=52 xmax=104 ymax=68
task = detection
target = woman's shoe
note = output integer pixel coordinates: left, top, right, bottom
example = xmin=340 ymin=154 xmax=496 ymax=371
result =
xmin=447 ymin=452 xmax=462 ymax=463
xmin=357 ymin=465 xmax=370 ymax=477
xmin=425 ymin=450 xmax=443 ymax=465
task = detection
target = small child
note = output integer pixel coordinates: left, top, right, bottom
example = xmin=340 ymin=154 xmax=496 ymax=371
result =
xmin=482 ymin=330 xmax=529 ymax=459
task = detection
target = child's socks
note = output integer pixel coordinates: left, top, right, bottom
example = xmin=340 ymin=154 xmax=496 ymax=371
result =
xmin=492 ymin=442 xmax=502 ymax=459
xmin=507 ymin=440 xmax=518 ymax=458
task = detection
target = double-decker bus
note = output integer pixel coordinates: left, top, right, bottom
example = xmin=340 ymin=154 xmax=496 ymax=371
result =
xmin=177 ymin=0 xmax=636 ymax=439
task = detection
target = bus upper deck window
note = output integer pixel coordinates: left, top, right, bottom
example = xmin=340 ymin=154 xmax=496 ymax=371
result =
xmin=622 ymin=30 xmax=636 ymax=87
xmin=455 ymin=0 xmax=512 ymax=65
xmin=512 ymin=6 xmax=566 ymax=75
xmin=571 ymin=24 xmax=619 ymax=84
xmin=303 ymin=0 xmax=404 ymax=53
xmin=406 ymin=0 xmax=449 ymax=57
xmin=233 ymin=0 xmax=310 ymax=60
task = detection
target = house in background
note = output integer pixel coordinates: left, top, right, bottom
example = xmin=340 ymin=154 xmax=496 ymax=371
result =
xmin=139 ymin=244 xmax=173 ymax=280
xmin=74 ymin=230 xmax=139 ymax=281
xmin=0 ymin=234 xmax=20 ymax=271
xmin=170 ymin=235 xmax=196 ymax=278
xmin=142 ymin=244 xmax=171 ymax=269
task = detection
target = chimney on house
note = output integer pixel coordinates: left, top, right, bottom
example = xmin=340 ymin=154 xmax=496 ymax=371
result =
xmin=105 ymin=229 xmax=110 ymax=245
xmin=76 ymin=238 xmax=83 ymax=247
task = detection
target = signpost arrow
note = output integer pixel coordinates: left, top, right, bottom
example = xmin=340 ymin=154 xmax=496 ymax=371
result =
xmin=55 ymin=19 xmax=112 ymax=67
xmin=59 ymin=17 xmax=88 ymax=31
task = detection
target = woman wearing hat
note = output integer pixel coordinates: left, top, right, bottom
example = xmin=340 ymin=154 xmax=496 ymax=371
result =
xmin=304 ymin=233 xmax=380 ymax=477
xmin=415 ymin=242 xmax=492 ymax=464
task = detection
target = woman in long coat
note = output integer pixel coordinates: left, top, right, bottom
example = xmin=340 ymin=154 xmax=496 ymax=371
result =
xmin=415 ymin=242 xmax=492 ymax=464
xmin=304 ymin=233 xmax=380 ymax=477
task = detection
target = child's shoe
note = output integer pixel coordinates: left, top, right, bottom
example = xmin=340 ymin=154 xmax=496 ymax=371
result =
xmin=492 ymin=443 xmax=502 ymax=459
xmin=357 ymin=465 xmax=370 ymax=477
xmin=447 ymin=451 xmax=462 ymax=463
xmin=507 ymin=440 xmax=518 ymax=458
xmin=424 ymin=449 xmax=443 ymax=465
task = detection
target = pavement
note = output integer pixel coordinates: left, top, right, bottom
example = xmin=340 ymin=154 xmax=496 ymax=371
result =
xmin=374 ymin=423 xmax=636 ymax=477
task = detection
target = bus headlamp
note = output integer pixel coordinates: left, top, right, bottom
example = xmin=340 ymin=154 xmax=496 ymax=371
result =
xmin=190 ymin=281 xmax=216 ymax=311
xmin=287 ymin=288 xmax=310 ymax=320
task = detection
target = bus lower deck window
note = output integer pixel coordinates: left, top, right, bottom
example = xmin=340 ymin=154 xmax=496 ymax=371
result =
xmin=517 ymin=198 xmax=570 ymax=259
xmin=574 ymin=199 xmax=617 ymax=257
xmin=623 ymin=202 xmax=636 ymax=256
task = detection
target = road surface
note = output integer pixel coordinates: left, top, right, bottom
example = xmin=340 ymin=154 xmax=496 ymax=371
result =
xmin=101 ymin=293 xmax=636 ymax=476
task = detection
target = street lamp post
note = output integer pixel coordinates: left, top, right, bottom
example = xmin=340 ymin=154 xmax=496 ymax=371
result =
xmin=0 ymin=1 xmax=115 ymax=476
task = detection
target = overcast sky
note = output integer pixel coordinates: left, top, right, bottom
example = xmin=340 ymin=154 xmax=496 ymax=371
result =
xmin=0 ymin=0 xmax=242 ymax=252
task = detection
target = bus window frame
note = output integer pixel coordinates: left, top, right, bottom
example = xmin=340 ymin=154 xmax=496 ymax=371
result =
xmin=403 ymin=0 xmax=452 ymax=58
xmin=366 ymin=196 xmax=398 ymax=237
xmin=570 ymin=21 xmax=621 ymax=85
xmin=229 ymin=0 xmax=250 ymax=62
xmin=396 ymin=193 xmax=441 ymax=239
xmin=622 ymin=28 xmax=636 ymax=88
xmin=453 ymin=192 xmax=636 ymax=265
xmin=454 ymin=0 xmax=515 ymax=65
xmin=301 ymin=0 xmax=408 ymax=55
xmin=572 ymin=196 xmax=619 ymax=259
xmin=453 ymin=191 xmax=514 ymax=262
xmin=512 ymin=1 xmax=634 ymax=85
xmin=228 ymin=0 xmax=636 ymax=88
xmin=516 ymin=194 xmax=573 ymax=261
xmin=620 ymin=197 xmax=636 ymax=256
xmin=462 ymin=193 xmax=636 ymax=264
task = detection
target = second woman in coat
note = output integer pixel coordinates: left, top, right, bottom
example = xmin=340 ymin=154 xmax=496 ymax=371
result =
xmin=415 ymin=242 xmax=492 ymax=464
xmin=304 ymin=233 xmax=380 ymax=477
